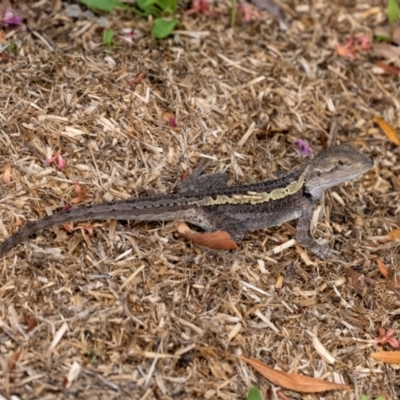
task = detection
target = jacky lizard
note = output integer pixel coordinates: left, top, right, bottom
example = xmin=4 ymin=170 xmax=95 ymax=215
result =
xmin=0 ymin=144 xmax=372 ymax=258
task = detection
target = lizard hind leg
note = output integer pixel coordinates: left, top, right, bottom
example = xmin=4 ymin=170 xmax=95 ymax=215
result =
xmin=196 ymin=211 xmax=247 ymax=241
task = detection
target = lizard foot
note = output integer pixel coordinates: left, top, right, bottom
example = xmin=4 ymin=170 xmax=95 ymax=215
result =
xmin=308 ymin=244 xmax=340 ymax=259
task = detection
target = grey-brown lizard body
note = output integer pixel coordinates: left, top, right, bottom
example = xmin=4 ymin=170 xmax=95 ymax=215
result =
xmin=0 ymin=144 xmax=373 ymax=258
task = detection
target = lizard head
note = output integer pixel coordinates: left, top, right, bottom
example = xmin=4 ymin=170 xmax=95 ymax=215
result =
xmin=305 ymin=144 xmax=373 ymax=199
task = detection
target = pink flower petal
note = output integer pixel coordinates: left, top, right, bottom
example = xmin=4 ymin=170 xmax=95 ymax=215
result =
xmin=57 ymin=154 xmax=65 ymax=169
xmin=385 ymin=328 xmax=395 ymax=338
xmin=168 ymin=115 xmax=177 ymax=128
xmin=378 ymin=327 xmax=386 ymax=338
xmin=2 ymin=10 xmax=21 ymax=26
xmin=294 ymin=139 xmax=313 ymax=157
xmin=387 ymin=338 xmax=400 ymax=349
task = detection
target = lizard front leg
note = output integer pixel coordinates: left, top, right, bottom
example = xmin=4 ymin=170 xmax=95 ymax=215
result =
xmin=295 ymin=206 xmax=340 ymax=258
xmin=178 ymin=159 xmax=228 ymax=192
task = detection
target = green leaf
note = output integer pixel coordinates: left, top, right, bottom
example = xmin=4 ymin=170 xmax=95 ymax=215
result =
xmin=375 ymin=397 xmax=384 ymax=400
xmin=388 ymin=0 xmax=399 ymax=24
xmin=375 ymin=34 xmax=391 ymax=42
xmin=360 ymin=396 xmax=369 ymax=400
xmin=155 ymin=0 xmax=179 ymax=14
xmin=7 ymin=42 xmax=16 ymax=51
xmin=247 ymin=387 xmax=263 ymax=400
xmin=103 ymin=28 xmax=114 ymax=46
xmin=168 ymin=0 xmax=179 ymax=13
xmin=139 ymin=0 xmax=158 ymax=8
xmin=81 ymin=0 xmax=123 ymax=11
xmin=136 ymin=0 xmax=162 ymax=16
xmin=151 ymin=18 xmax=178 ymax=39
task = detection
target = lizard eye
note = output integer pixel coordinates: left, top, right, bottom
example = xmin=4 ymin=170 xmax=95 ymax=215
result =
xmin=316 ymin=171 xmax=321 ymax=177
xmin=338 ymin=160 xmax=344 ymax=166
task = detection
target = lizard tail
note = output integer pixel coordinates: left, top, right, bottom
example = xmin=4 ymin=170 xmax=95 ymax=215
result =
xmin=0 ymin=201 xmax=194 ymax=256
xmin=0 ymin=214 xmax=67 ymax=255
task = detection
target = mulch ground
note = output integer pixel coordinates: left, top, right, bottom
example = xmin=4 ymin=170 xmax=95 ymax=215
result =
xmin=0 ymin=0 xmax=399 ymax=399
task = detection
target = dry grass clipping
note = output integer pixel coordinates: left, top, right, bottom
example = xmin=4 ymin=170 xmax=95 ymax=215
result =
xmin=0 ymin=1 xmax=399 ymax=399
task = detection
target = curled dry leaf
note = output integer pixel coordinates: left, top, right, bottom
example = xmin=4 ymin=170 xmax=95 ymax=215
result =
xmin=128 ymin=72 xmax=144 ymax=87
xmin=371 ymin=42 xmax=400 ymax=67
xmin=387 ymin=228 xmax=400 ymax=241
xmin=24 ymin=317 xmax=38 ymax=333
xmin=69 ymin=182 xmax=84 ymax=204
xmin=2 ymin=162 xmax=11 ymax=184
xmin=8 ymin=349 xmax=22 ymax=371
xmin=175 ymin=222 xmax=238 ymax=250
xmin=165 ymin=112 xmax=177 ymax=128
xmin=371 ymin=351 xmax=400 ymax=364
xmin=180 ymin=169 xmax=190 ymax=182
xmin=241 ymin=356 xmax=350 ymax=393
xmin=62 ymin=377 xmax=69 ymax=389
xmin=376 ymin=258 xmax=389 ymax=278
xmin=63 ymin=221 xmax=103 ymax=235
xmin=346 ymin=268 xmax=376 ymax=297
xmin=374 ymin=61 xmax=400 ymax=76
xmin=72 ymin=222 xmax=103 ymax=236
xmin=374 ymin=116 xmax=400 ymax=146
xmin=62 ymin=221 xmax=74 ymax=232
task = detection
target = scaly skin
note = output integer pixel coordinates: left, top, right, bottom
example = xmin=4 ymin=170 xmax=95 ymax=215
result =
xmin=0 ymin=144 xmax=373 ymax=258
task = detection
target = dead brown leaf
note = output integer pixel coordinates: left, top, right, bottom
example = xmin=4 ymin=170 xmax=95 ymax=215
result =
xmin=24 ymin=316 xmax=38 ymax=334
xmin=374 ymin=116 xmax=400 ymax=146
xmin=387 ymin=228 xmax=400 ymax=241
xmin=376 ymin=258 xmax=389 ymax=278
xmin=371 ymin=42 xmax=400 ymax=67
xmin=241 ymin=356 xmax=351 ymax=393
xmin=319 ymin=132 xmax=328 ymax=149
xmin=346 ymin=268 xmax=376 ymax=297
xmin=69 ymin=182 xmax=84 ymax=204
xmin=72 ymin=222 xmax=103 ymax=236
xmin=373 ymin=60 xmax=400 ymax=75
xmin=175 ymin=222 xmax=238 ymax=250
xmin=370 ymin=351 xmax=400 ymax=364
xmin=128 ymin=72 xmax=144 ymax=87
xmin=2 ymin=162 xmax=11 ymax=184
xmin=8 ymin=349 xmax=22 ymax=371
xmin=165 ymin=112 xmax=177 ymax=128
xmin=62 ymin=221 xmax=74 ymax=232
